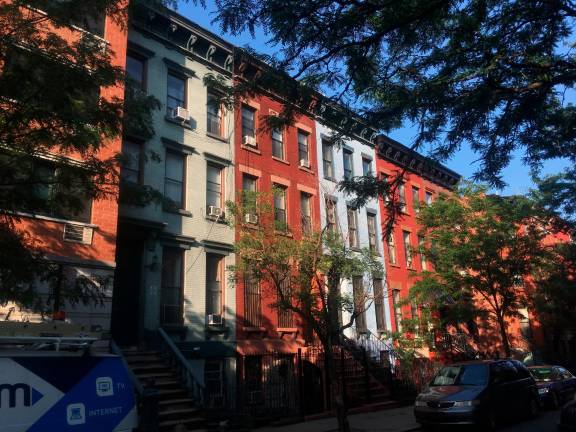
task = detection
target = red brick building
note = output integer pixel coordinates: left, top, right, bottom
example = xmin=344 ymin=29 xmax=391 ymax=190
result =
xmin=374 ymin=135 xmax=460 ymax=357
xmin=234 ymin=61 xmax=321 ymax=356
xmin=0 ymin=4 xmax=128 ymax=329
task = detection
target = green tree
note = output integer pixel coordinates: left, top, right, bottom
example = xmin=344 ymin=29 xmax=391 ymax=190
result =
xmin=409 ymin=184 xmax=551 ymax=357
xmin=227 ymin=191 xmax=383 ymax=432
xmin=212 ymin=0 xmax=576 ymax=193
xmin=0 ymin=0 xmax=163 ymax=313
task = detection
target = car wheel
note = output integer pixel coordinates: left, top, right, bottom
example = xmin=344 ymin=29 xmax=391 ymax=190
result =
xmin=528 ymin=396 xmax=540 ymax=418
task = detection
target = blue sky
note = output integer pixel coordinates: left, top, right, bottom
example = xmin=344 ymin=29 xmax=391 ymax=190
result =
xmin=176 ymin=1 xmax=570 ymax=196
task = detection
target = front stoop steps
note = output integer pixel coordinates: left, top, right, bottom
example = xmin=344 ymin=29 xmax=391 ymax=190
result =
xmin=123 ymin=349 xmax=209 ymax=432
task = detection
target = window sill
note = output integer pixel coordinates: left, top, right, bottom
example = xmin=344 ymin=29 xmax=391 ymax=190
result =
xmin=388 ymin=262 xmax=401 ymax=268
xmin=323 ymin=176 xmax=337 ymax=183
xmin=206 ymin=131 xmax=228 ymax=143
xmin=164 ymin=115 xmax=195 ymax=130
xmin=277 ymin=327 xmax=298 ymax=334
xmin=275 ymin=229 xmax=293 ymax=237
xmin=243 ymin=326 xmax=266 ymax=332
xmin=206 ymin=324 xmax=228 ymax=333
xmin=205 ymin=214 xmax=228 ymax=224
xmin=349 ymin=246 xmax=362 ymax=252
xmin=14 ymin=211 xmax=97 ymax=228
xmin=272 ymin=156 xmax=290 ymax=165
xmin=298 ymin=165 xmax=315 ymax=175
xmin=163 ymin=207 xmax=193 ymax=217
xmin=241 ymin=144 xmax=261 ymax=155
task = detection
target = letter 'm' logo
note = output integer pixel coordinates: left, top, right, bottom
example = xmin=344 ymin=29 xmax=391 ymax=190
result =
xmin=0 ymin=383 xmax=43 ymax=408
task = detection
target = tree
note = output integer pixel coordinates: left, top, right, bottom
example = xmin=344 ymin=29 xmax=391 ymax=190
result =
xmin=408 ymin=184 xmax=551 ymax=357
xmin=227 ymin=190 xmax=383 ymax=432
xmin=212 ymin=0 xmax=576 ymax=190
xmin=0 ymin=0 xmax=163 ymax=312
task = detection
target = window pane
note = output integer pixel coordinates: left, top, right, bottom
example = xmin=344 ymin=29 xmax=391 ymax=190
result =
xmin=161 ymin=248 xmax=183 ymax=325
xmin=242 ymin=106 xmax=255 ymax=138
xmin=367 ymin=213 xmax=377 ymax=252
xmin=165 ymin=152 xmax=184 ymax=182
xmin=244 ymin=269 xmax=261 ymax=327
xmin=206 ymin=163 xmax=223 ymax=208
xmin=373 ymin=278 xmax=385 ymax=331
xmin=121 ymin=140 xmax=141 ymax=183
xmin=167 ymin=73 xmax=185 ymax=111
xmin=352 ymin=276 xmax=366 ymax=332
xmin=412 ymin=186 xmax=420 ymax=213
xmin=387 ymin=233 xmax=397 ymax=264
xmin=399 ymin=183 xmax=406 ymax=212
xmin=300 ymin=193 xmax=311 ymax=234
xmin=207 ymin=93 xmax=223 ymax=136
xmin=425 ymin=191 xmax=433 ymax=205
xmin=272 ymin=128 xmax=283 ymax=158
xmin=362 ymin=158 xmax=372 ymax=176
xmin=347 ymin=207 xmax=358 ymax=248
xmin=343 ymin=150 xmax=353 ymax=180
xmin=322 ymin=141 xmax=334 ymax=178
xmin=298 ymin=131 xmax=309 ymax=164
xmin=206 ymin=254 xmax=223 ymax=315
xmin=403 ymin=231 xmax=413 ymax=268
xmin=126 ymin=54 xmax=145 ymax=89
xmin=392 ymin=289 xmax=402 ymax=332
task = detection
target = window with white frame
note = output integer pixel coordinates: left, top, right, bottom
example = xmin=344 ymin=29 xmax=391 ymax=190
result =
xmin=161 ymin=247 xmax=183 ymax=325
xmin=322 ymin=139 xmax=334 ymax=179
xmin=343 ymin=149 xmax=353 ymax=180
xmin=167 ymin=71 xmax=186 ymax=114
xmin=300 ymin=192 xmax=312 ymax=234
xmin=419 ymin=235 xmax=428 ymax=270
xmin=387 ymin=233 xmax=397 ymax=264
xmin=241 ymin=105 xmax=256 ymax=145
xmin=403 ymin=230 xmax=413 ymax=268
xmin=274 ymin=185 xmax=288 ymax=229
xmin=206 ymin=253 xmax=224 ymax=320
xmin=367 ymin=212 xmax=378 ymax=252
xmin=206 ymin=163 xmax=223 ymax=213
xmin=207 ymin=91 xmax=224 ymax=137
xmin=272 ymin=127 xmax=284 ymax=159
xmin=347 ymin=206 xmax=358 ymax=248
xmin=297 ymin=130 xmax=309 ymax=167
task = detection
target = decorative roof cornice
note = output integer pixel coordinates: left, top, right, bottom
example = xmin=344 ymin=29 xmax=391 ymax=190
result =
xmin=375 ymin=135 xmax=460 ymax=189
xmin=130 ymin=5 xmax=233 ymax=76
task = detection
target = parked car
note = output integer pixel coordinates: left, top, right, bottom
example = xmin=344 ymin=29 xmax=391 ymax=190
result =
xmin=559 ymin=398 xmax=576 ymax=431
xmin=529 ymin=365 xmax=576 ymax=408
xmin=414 ymin=359 xmax=539 ymax=430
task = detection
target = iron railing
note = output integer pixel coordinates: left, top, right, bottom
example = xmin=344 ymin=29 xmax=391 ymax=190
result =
xmin=158 ymin=327 xmax=205 ymax=406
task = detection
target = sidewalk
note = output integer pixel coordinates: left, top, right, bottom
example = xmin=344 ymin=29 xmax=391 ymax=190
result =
xmin=256 ymin=405 xmax=420 ymax=432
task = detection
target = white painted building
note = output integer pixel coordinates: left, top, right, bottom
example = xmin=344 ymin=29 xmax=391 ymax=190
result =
xmin=315 ymin=122 xmax=392 ymax=339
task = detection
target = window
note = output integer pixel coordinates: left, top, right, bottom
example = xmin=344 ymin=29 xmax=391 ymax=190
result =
xmin=412 ymin=186 xmax=420 ymax=214
xmin=362 ymin=157 xmax=372 ymax=176
xmin=126 ymin=52 xmax=146 ymax=91
xmin=206 ymin=163 xmax=223 ymax=210
xmin=242 ymin=174 xmax=257 ymax=217
xmin=207 ymin=92 xmax=224 ymax=137
xmin=373 ymin=278 xmax=386 ymax=332
xmin=343 ymin=149 xmax=353 ymax=180
xmin=325 ymin=197 xmax=338 ymax=233
xmin=272 ymin=127 xmax=284 ymax=159
xmin=347 ymin=206 xmax=358 ymax=248
xmin=411 ymin=303 xmax=419 ymax=335
xmin=322 ymin=139 xmax=334 ymax=179
xmin=352 ymin=276 xmax=367 ymax=333
xmin=274 ymin=185 xmax=287 ymax=229
xmin=161 ymin=248 xmax=183 ymax=325
xmin=206 ymin=254 xmax=224 ymax=318
xmin=164 ymin=152 xmax=185 ymax=209
xmin=297 ymin=130 xmax=309 ymax=167
xmin=204 ymin=360 xmax=224 ymax=407
xmin=403 ymin=230 xmax=413 ymax=268
xmin=300 ymin=193 xmax=312 ymax=234
xmin=418 ymin=236 xmax=428 ymax=270
xmin=241 ymin=105 xmax=256 ymax=145
xmin=367 ymin=213 xmax=378 ymax=253
xmin=167 ymin=72 xmax=186 ymax=114
xmin=121 ymin=140 xmax=142 ymax=184
xmin=278 ymin=278 xmax=294 ymax=327
xmin=425 ymin=191 xmax=433 ymax=205
xmin=387 ymin=233 xmax=397 ymax=264
xmin=244 ymin=268 xmax=261 ymax=327
xmin=399 ymin=183 xmax=407 ymax=213
xmin=392 ymin=289 xmax=402 ymax=332
xmin=381 ymin=173 xmax=390 ymax=203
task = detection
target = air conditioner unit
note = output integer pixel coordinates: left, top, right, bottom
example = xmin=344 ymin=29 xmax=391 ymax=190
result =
xmin=207 ymin=206 xmax=223 ymax=218
xmin=243 ymin=135 xmax=256 ymax=147
xmin=244 ymin=213 xmax=258 ymax=224
xmin=299 ymin=158 xmax=309 ymax=168
xmin=171 ymin=106 xmax=189 ymax=122
xmin=208 ymin=314 xmax=223 ymax=325
xmin=63 ymin=224 xmax=94 ymax=245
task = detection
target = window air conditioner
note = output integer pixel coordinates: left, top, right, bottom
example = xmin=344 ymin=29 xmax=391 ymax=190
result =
xmin=243 ymin=135 xmax=256 ymax=146
xmin=63 ymin=224 xmax=94 ymax=245
xmin=208 ymin=314 xmax=223 ymax=325
xmin=171 ymin=106 xmax=189 ymax=122
xmin=207 ymin=206 xmax=223 ymax=218
xmin=244 ymin=213 xmax=258 ymax=224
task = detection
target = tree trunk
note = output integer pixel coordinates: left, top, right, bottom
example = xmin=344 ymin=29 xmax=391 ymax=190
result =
xmin=497 ymin=313 xmax=511 ymax=358
xmin=324 ymin=342 xmax=350 ymax=432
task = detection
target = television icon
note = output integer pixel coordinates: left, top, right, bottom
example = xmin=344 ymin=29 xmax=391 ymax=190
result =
xmin=67 ymin=403 xmax=86 ymax=425
xmin=96 ymin=377 xmax=114 ymax=397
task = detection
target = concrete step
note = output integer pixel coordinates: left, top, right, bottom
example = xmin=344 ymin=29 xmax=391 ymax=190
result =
xmin=159 ymin=417 xmax=205 ymax=432
xmin=136 ymin=371 xmax=175 ymax=380
xmin=158 ymin=397 xmax=197 ymax=407
xmin=131 ymin=363 xmax=168 ymax=372
xmin=157 ymin=388 xmax=188 ymax=399
xmin=159 ymin=407 xmax=201 ymax=421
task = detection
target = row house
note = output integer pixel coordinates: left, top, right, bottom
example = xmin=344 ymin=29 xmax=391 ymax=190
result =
xmin=315 ymin=121 xmax=391 ymax=339
xmin=0 ymin=3 xmax=127 ymax=330
xmin=233 ymin=56 xmax=321 ymax=371
xmin=114 ymin=6 xmax=237 ymax=404
xmin=375 ymin=135 xmax=460 ymax=357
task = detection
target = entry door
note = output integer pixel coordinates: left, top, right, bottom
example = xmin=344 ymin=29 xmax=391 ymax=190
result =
xmin=111 ymin=233 xmax=144 ymax=346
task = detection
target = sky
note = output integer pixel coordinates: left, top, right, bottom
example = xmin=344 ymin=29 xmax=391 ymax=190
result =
xmin=176 ymin=1 xmax=571 ymax=196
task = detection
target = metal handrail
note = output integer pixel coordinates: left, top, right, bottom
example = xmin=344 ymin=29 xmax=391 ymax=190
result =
xmin=158 ymin=327 xmax=205 ymax=406
xmin=110 ymin=339 xmax=144 ymax=395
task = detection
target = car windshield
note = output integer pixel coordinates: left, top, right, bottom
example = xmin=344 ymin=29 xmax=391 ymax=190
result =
xmin=530 ymin=368 xmax=555 ymax=381
xmin=431 ymin=364 xmax=488 ymax=386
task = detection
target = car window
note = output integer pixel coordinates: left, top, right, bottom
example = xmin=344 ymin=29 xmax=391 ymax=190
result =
xmin=490 ymin=362 xmax=506 ymax=384
xmin=558 ymin=367 xmax=575 ymax=380
xmin=504 ymin=361 xmax=520 ymax=382
xmin=530 ymin=367 xmax=555 ymax=381
xmin=431 ymin=364 xmax=488 ymax=386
